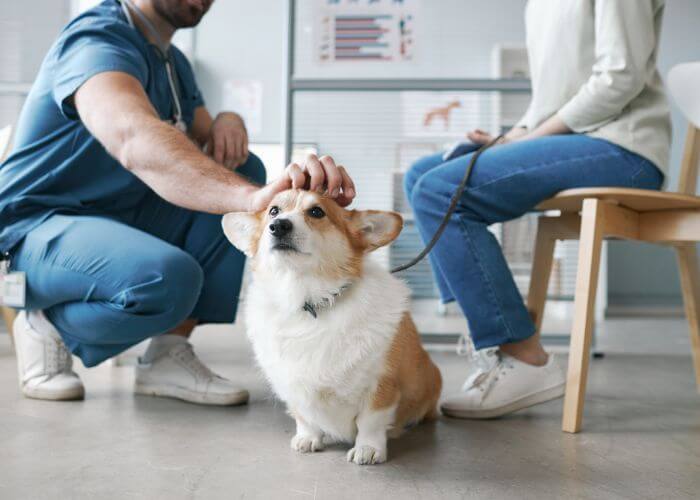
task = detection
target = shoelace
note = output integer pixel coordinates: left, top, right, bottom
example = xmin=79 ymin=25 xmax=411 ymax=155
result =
xmin=456 ymin=333 xmax=473 ymax=357
xmin=457 ymin=333 xmax=519 ymax=401
xmin=172 ymin=344 xmax=218 ymax=380
xmin=456 ymin=333 xmax=498 ymax=389
xmin=45 ymin=337 xmax=71 ymax=376
xmin=466 ymin=352 xmax=519 ymax=402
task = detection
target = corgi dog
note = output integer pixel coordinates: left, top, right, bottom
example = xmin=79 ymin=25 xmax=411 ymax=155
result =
xmin=222 ymin=189 xmax=442 ymax=465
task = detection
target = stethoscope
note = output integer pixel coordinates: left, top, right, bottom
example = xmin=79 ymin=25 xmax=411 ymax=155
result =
xmin=118 ymin=0 xmax=187 ymax=132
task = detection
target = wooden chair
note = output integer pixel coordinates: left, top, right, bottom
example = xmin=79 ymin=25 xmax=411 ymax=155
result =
xmin=528 ymin=62 xmax=700 ymax=433
xmin=0 ymin=125 xmax=17 ymax=340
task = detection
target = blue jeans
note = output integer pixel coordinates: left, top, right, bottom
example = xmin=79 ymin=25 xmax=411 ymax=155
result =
xmin=405 ymin=135 xmax=663 ymax=350
xmin=12 ymin=155 xmax=266 ymax=367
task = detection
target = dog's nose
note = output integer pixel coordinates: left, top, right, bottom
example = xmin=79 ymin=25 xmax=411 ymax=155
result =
xmin=269 ymin=218 xmax=293 ymax=237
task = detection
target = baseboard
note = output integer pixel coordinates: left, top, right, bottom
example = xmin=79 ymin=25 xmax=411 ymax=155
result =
xmin=606 ymin=304 xmax=684 ymax=318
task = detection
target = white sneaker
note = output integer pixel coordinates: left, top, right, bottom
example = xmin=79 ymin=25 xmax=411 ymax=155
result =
xmin=134 ymin=341 xmax=249 ymax=406
xmin=13 ymin=310 xmax=85 ymax=401
xmin=441 ymin=351 xmax=565 ymax=419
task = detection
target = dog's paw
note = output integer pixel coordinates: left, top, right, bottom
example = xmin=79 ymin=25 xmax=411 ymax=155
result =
xmin=291 ymin=434 xmax=324 ymax=453
xmin=346 ymin=445 xmax=386 ymax=465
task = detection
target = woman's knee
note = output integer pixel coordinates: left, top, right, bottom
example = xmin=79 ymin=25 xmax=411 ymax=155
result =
xmin=410 ymin=170 xmax=446 ymax=214
xmin=238 ymin=152 xmax=267 ymax=185
xmin=404 ymin=167 xmax=420 ymax=201
xmin=405 ymin=153 xmax=447 ymax=200
xmin=405 ymin=156 xmax=434 ymax=199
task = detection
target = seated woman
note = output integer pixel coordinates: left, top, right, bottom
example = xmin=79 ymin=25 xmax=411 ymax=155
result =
xmin=406 ymin=0 xmax=671 ymax=418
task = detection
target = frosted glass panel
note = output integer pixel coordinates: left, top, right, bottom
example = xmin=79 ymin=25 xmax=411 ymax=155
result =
xmin=0 ymin=2 xmax=70 ymax=83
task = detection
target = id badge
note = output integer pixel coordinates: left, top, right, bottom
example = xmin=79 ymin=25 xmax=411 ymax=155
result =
xmin=0 ymin=258 xmax=26 ymax=308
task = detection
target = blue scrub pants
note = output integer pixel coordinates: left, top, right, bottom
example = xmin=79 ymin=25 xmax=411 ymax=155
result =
xmin=405 ymin=135 xmax=664 ymax=350
xmin=12 ymin=155 xmax=266 ymax=367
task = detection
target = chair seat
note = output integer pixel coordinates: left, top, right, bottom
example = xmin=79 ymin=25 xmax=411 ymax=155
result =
xmin=535 ymin=188 xmax=700 ymax=213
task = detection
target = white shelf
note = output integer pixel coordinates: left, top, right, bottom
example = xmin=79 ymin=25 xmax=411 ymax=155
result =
xmin=0 ymin=82 xmax=32 ymax=95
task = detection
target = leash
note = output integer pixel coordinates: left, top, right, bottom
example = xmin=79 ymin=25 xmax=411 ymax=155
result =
xmin=300 ymin=134 xmax=502 ymax=318
xmin=390 ymin=134 xmax=504 ymax=274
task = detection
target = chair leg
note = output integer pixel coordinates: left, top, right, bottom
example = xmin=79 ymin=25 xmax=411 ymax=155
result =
xmin=674 ymin=243 xmax=700 ymax=392
xmin=562 ymin=199 xmax=605 ymax=433
xmin=527 ymin=216 xmax=557 ymax=338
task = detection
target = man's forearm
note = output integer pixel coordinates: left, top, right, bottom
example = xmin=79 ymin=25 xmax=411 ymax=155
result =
xmin=74 ymin=72 xmax=259 ymax=214
xmin=190 ymin=106 xmax=213 ymax=147
xmin=119 ymin=116 xmax=257 ymax=214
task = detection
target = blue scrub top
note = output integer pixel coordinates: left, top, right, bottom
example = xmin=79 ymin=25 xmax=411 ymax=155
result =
xmin=0 ymin=0 xmax=204 ymax=253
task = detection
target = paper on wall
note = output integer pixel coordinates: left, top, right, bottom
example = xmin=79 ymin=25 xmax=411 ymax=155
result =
xmin=316 ymin=0 xmax=418 ymax=64
xmin=222 ymin=80 xmax=263 ymax=136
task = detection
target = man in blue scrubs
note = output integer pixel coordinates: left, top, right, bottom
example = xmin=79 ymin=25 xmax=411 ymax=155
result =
xmin=0 ymin=0 xmax=356 ymax=403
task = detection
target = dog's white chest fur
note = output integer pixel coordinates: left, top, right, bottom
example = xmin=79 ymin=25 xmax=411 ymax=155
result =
xmin=244 ymin=260 xmax=409 ymax=441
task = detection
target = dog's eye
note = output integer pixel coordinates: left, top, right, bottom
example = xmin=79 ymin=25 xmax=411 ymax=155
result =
xmin=308 ymin=206 xmax=325 ymax=219
xmin=269 ymin=206 xmax=280 ymax=218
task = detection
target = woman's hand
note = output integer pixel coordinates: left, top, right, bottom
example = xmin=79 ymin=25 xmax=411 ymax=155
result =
xmin=504 ymin=126 xmax=529 ymax=142
xmin=466 ymin=128 xmax=499 ymax=145
xmin=247 ymin=154 xmax=356 ymax=211
xmin=206 ymin=112 xmax=249 ymax=170
xmin=466 ymin=117 xmax=572 ymax=147
xmin=466 ymin=127 xmax=528 ymax=145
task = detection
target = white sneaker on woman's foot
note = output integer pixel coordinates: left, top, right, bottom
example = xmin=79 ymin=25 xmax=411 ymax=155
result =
xmin=441 ymin=351 xmax=565 ymax=419
xmin=13 ymin=310 xmax=85 ymax=401
xmin=134 ymin=337 xmax=249 ymax=406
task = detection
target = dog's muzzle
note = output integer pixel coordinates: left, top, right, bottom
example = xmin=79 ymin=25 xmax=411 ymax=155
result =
xmin=269 ymin=218 xmax=297 ymax=251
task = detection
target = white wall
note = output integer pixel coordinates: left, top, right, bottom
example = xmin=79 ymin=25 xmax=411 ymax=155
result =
xmin=608 ymin=0 xmax=700 ymax=308
xmin=193 ymin=0 xmax=288 ymax=143
xmin=0 ymin=1 xmax=70 ymax=83
xmin=0 ymin=0 xmax=71 ymax=127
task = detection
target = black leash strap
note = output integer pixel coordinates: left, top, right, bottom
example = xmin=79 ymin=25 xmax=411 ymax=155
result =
xmin=390 ymin=135 xmax=504 ymax=274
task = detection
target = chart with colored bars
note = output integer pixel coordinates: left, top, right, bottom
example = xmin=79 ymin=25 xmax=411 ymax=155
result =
xmin=317 ymin=0 xmax=417 ymax=63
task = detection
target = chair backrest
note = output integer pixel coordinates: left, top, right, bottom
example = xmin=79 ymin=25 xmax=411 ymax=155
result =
xmin=668 ymin=63 xmax=700 ymax=195
xmin=0 ymin=125 xmax=12 ymax=163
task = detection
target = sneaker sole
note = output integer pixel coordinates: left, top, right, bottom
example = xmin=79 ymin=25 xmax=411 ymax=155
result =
xmin=441 ymin=383 xmax=565 ymax=419
xmin=14 ymin=315 xmax=85 ymax=402
xmin=22 ymin=384 xmax=85 ymax=401
xmin=134 ymin=382 xmax=250 ymax=406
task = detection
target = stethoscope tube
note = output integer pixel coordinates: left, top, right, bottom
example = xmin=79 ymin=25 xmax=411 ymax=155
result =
xmin=119 ymin=0 xmax=186 ymax=132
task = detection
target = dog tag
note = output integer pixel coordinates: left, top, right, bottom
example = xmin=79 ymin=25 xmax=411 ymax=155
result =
xmin=0 ymin=258 xmax=26 ymax=308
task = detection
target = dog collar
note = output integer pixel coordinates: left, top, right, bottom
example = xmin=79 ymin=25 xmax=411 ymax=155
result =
xmin=302 ymin=282 xmax=353 ymax=319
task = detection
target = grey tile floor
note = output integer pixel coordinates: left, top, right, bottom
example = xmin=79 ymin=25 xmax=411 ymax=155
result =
xmin=0 ymin=319 xmax=699 ymax=500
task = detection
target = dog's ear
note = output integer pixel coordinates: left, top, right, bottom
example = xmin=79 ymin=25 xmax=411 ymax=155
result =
xmin=222 ymin=212 xmax=261 ymax=257
xmin=351 ymin=210 xmax=403 ymax=252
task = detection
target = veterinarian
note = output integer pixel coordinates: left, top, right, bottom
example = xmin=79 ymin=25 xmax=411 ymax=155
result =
xmin=406 ymin=0 xmax=671 ymax=418
xmin=0 ymin=0 xmax=355 ymax=403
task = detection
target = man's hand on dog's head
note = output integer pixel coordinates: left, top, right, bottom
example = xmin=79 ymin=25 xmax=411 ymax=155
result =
xmin=248 ymin=154 xmax=356 ymax=211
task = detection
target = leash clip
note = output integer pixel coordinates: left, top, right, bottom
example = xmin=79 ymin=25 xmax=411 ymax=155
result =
xmin=303 ymin=302 xmax=318 ymax=318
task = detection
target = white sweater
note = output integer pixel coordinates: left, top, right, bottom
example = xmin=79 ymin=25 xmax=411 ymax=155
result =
xmin=517 ymin=0 xmax=672 ymax=173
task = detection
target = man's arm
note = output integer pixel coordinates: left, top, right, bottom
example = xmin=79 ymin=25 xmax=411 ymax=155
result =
xmin=74 ymin=71 xmax=278 ymax=213
xmin=190 ymin=106 xmax=213 ymax=147
xmin=190 ymin=106 xmax=250 ymax=170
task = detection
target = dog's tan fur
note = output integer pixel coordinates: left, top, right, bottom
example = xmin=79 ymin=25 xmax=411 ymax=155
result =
xmin=372 ymin=312 xmax=442 ymax=437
